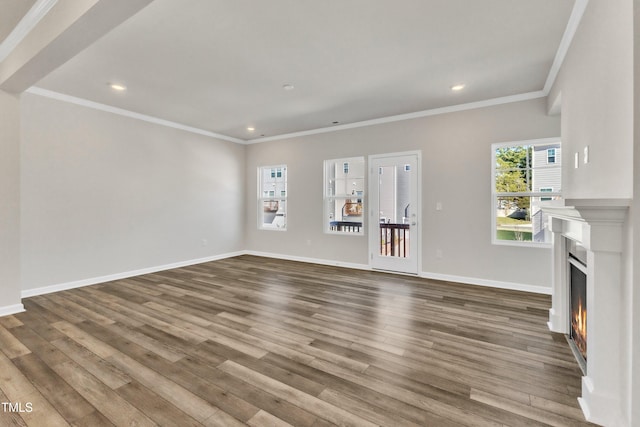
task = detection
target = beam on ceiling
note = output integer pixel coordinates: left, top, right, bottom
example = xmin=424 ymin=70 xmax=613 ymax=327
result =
xmin=0 ymin=0 xmax=154 ymax=93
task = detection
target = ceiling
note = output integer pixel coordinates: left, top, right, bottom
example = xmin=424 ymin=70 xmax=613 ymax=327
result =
xmin=23 ymin=0 xmax=575 ymax=141
xmin=0 ymin=0 xmax=37 ymax=44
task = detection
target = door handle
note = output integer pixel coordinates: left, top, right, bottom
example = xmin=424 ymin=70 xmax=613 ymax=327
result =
xmin=411 ymin=222 xmax=417 ymax=226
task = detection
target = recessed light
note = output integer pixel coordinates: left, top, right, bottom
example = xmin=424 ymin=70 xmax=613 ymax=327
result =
xmin=282 ymin=84 xmax=295 ymax=91
xmin=247 ymin=127 xmax=255 ymax=132
xmin=450 ymin=84 xmax=465 ymax=92
xmin=108 ymin=83 xmax=127 ymax=91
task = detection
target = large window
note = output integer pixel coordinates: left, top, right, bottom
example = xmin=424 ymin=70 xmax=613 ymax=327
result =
xmin=324 ymin=157 xmax=365 ymax=234
xmin=258 ymin=165 xmax=287 ymax=230
xmin=492 ymin=139 xmax=561 ymax=245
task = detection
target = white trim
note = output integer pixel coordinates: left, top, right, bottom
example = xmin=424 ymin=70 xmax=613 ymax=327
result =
xmin=20 ymin=251 xmax=244 ymax=298
xmin=368 ymin=151 xmax=422 ymax=275
xmin=0 ymin=0 xmax=58 ymax=63
xmin=25 ymin=87 xmax=245 ymax=144
xmin=248 ymin=91 xmax=546 ymax=144
xmin=18 ymin=250 xmax=551 ymax=303
xmin=244 ymin=251 xmax=371 ymax=272
xmin=542 ymin=0 xmax=589 ymax=94
xmin=492 ymin=136 xmax=561 ymax=150
xmin=257 ymin=164 xmax=288 ymax=231
xmin=244 ymin=250 xmax=550 ymax=294
xmin=323 ymin=156 xmax=366 ymax=236
xmin=25 ymin=87 xmax=548 ymax=146
xmin=491 ymin=137 xmax=562 ymax=246
xmin=0 ymin=303 xmax=26 ymax=317
xmin=420 ymin=271 xmax=552 ymax=295
xmin=15 ymin=2 xmax=588 ymax=146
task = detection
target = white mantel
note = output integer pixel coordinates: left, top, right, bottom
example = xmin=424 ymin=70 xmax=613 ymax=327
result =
xmin=544 ymin=199 xmax=630 ymax=427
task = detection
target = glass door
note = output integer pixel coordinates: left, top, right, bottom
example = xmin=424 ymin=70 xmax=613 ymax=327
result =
xmin=369 ymin=152 xmax=420 ymax=274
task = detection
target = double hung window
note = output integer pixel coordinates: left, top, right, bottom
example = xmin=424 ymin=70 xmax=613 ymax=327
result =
xmin=259 ymin=165 xmax=287 ymax=230
xmin=492 ymin=139 xmax=562 ymax=245
xmin=324 ymin=157 xmax=365 ymax=234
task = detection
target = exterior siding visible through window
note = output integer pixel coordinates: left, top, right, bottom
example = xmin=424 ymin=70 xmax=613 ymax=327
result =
xmin=324 ymin=157 xmax=365 ymax=234
xmin=492 ymin=139 xmax=562 ymax=245
xmin=259 ymin=165 xmax=287 ymax=230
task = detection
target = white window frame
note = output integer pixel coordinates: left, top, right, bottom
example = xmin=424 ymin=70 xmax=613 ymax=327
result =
xmin=547 ymin=148 xmax=556 ymax=164
xmin=491 ymin=138 xmax=562 ymax=247
xmin=258 ymin=165 xmax=287 ymax=231
xmin=324 ymin=156 xmax=365 ymax=235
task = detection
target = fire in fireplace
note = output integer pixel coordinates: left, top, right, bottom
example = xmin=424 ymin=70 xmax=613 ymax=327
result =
xmin=569 ymin=242 xmax=588 ymax=369
xmin=571 ymin=282 xmax=587 ymax=359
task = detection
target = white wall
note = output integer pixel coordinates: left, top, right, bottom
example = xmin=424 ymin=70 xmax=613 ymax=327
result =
xmin=549 ymin=0 xmax=634 ymax=200
xmin=245 ymin=98 xmax=560 ymax=290
xmin=550 ymin=0 xmax=635 ymax=424
xmin=0 ymin=90 xmax=22 ymax=314
xmin=20 ymin=93 xmax=245 ymax=292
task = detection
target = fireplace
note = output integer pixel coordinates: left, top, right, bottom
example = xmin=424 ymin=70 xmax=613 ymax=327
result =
xmin=568 ymin=241 xmax=587 ymax=372
xmin=544 ymin=199 xmax=629 ymax=426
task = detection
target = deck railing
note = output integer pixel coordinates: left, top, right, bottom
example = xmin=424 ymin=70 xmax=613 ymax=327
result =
xmin=380 ymin=223 xmax=410 ymax=257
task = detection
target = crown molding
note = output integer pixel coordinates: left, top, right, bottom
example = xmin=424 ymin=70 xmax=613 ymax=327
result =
xmin=22 ymin=1 xmax=588 ymax=146
xmin=542 ymin=0 xmax=589 ymax=94
xmin=26 ymin=87 xmax=245 ymax=144
xmin=27 ymin=87 xmax=549 ymax=146
xmin=247 ymin=91 xmax=547 ymax=144
xmin=0 ymin=0 xmax=58 ymax=63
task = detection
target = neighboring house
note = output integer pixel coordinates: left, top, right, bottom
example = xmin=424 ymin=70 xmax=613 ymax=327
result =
xmin=531 ymin=143 xmax=561 ymax=242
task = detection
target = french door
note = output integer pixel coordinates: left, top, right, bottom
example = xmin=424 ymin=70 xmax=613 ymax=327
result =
xmin=369 ymin=152 xmax=420 ymax=274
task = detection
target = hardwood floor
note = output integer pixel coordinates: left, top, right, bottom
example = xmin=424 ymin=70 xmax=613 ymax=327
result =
xmin=0 ymin=255 xmax=594 ymax=426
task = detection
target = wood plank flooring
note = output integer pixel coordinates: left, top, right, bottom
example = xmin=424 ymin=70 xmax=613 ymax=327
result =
xmin=0 ymin=255 xmax=595 ymax=426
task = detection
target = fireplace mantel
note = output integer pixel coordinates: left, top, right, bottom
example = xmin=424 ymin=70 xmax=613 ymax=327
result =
xmin=544 ymin=198 xmax=629 ymax=232
xmin=543 ymin=198 xmax=630 ymax=426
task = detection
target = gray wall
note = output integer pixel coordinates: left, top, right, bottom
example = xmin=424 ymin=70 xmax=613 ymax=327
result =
xmin=245 ymin=97 xmax=560 ymax=289
xmin=20 ymin=93 xmax=246 ymax=292
xmin=0 ymin=90 xmax=22 ymax=313
xmin=633 ymin=1 xmax=639 ymax=425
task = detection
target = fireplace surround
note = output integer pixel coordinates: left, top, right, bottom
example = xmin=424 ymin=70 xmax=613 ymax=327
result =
xmin=544 ymin=199 xmax=630 ymax=426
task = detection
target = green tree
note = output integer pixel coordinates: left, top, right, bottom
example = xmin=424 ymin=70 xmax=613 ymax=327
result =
xmin=495 ymin=146 xmax=530 ymax=212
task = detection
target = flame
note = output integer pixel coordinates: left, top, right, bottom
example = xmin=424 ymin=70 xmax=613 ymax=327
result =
xmin=572 ymin=297 xmax=587 ymax=359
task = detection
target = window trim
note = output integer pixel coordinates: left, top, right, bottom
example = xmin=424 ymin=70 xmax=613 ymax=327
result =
xmin=258 ymin=164 xmax=287 ymax=231
xmin=491 ymin=138 xmax=562 ymax=248
xmin=324 ymin=156 xmax=365 ymax=236
xmin=547 ymin=148 xmax=556 ymax=164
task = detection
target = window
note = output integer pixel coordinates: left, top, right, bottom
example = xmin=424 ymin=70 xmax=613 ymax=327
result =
xmin=259 ymin=165 xmax=287 ymax=230
xmin=492 ymin=140 xmax=561 ymax=245
xmin=324 ymin=157 xmax=365 ymax=234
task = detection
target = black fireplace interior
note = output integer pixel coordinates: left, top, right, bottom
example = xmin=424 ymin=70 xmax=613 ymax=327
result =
xmin=570 ymin=258 xmax=587 ymax=364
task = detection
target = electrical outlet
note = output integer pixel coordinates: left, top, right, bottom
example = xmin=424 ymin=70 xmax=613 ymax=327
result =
xmin=436 ymin=202 xmax=443 ymax=211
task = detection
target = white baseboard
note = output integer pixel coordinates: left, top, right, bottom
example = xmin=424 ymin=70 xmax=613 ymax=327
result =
xmin=19 ymin=250 xmax=551 ymax=300
xmin=420 ymin=271 xmax=552 ymax=295
xmin=243 ymin=250 xmax=371 ymax=272
xmin=243 ymin=251 xmax=551 ymax=295
xmin=21 ymin=251 xmax=245 ymax=298
xmin=0 ymin=303 xmax=25 ymax=317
